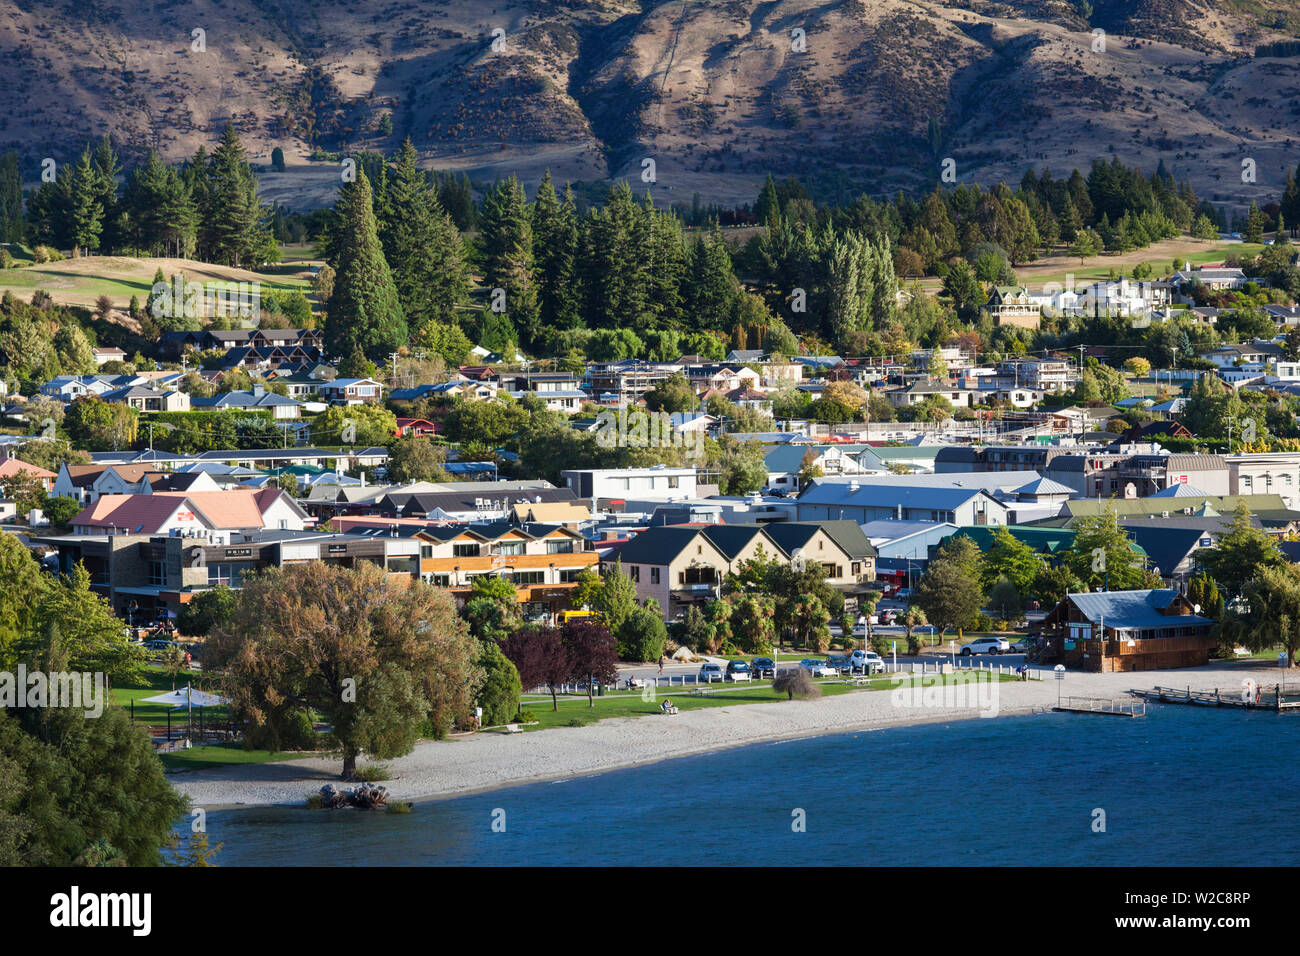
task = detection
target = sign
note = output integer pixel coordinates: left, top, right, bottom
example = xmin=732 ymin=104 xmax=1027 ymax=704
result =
xmin=327 ymin=544 xmax=348 ymax=554
xmin=224 ymin=548 xmax=253 ymax=558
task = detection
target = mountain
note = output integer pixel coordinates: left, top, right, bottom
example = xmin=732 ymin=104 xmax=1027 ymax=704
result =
xmin=2 ymin=0 xmax=1297 ymax=211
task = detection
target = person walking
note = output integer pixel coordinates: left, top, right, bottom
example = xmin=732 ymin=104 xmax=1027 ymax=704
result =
xmin=658 ymin=654 xmax=666 ymax=676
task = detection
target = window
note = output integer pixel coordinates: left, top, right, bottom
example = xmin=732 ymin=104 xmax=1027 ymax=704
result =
xmin=148 ymin=560 xmax=166 ymax=587
xmin=546 ymin=539 xmax=574 ymax=554
xmin=558 ymin=568 xmax=583 ymax=583
xmin=420 ymin=545 xmax=432 ymax=559
xmin=628 ymin=566 xmax=640 ymax=582
xmin=494 ymin=541 xmax=524 ymax=557
xmin=510 ymin=571 xmax=545 ymax=585
xmin=667 ymin=476 xmax=679 ymax=488
xmin=453 ymin=543 xmax=480 ymax=557
xmin=430 ymin=574 xmax=451 ymax=587
xmin=681 ymin=567 xmax=716 ymax=586
xmin=651 ymin=567 xmax=660 ymax=584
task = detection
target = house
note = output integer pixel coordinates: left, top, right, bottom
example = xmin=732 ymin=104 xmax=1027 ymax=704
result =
xmin=99 ymin=385 xmax=191 ymax=413
xmin=763 ymin=443 xmax=878 ymax=494
xmin=796 ymin=478 xmax=1011 ymax=526
xmin=601 ymin=520 xmax=877 ymax=619
xmin=394 ymin=418 xmax=440 ymax=438
xmin=0 ymin=456 xmax=56 ymax=492
xmin=318 ymin=378 xmax=383 ymax=405
xmin=1226 ymin=451 xmax=1300 ymax=508
xmin=682 ymin=364 xmax=762 ymax=394
xmin=192 ymin=386 xmax=302 ymax=419
xmin=34 ymin=526 xmax=410 ymax=618
xmin=390 ymin=380 xmax=496 ymax=404
xmin=983 ymin=286 xmax=1040 ymax=330
xmin=92 ymin=347 xmax=126 ymax=367
xmin=40 ymin=375 xmax=125 ymax=401
xmin=68 ymin=488 xmax=310 ymax=536
xmin=1037 ymin=589 xmax=1217 ymax=671
xmin=1170 ymin=265 xmax=1247 ymax=292
xmin=562 ymin=466 xmax=697 ymax=504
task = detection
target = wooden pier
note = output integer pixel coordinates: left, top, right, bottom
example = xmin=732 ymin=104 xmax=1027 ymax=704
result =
xmin=1054 ymin=695 xmax=1146 ymax=717
xmin=1135 ymin=685 xmax=1300 ymax=712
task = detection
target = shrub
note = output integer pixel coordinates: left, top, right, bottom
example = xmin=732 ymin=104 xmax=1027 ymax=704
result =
xmin=774 ymin=669 xmax=822 ymax=700
xmin=0 ymin=249 xmax=12 ymax=269
xmin=387 ymin=801 xmax=412 ymax=814
xmin=356 ymin=763 xmax=390 ymax=781
xmin=305 ymin=793 xmax=324 ymax=809
xmin=33 ymin=245 xmax=63 ymax=263
xmin=476 ymin=640 xmax=522 ymax=726
xmin=617 ymin=605 xmax=667 ymax=662
xmin=517 ymin=710 xmax=538 ymax=724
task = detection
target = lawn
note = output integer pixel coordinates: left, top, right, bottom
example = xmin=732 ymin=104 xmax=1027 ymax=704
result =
xmin=113 ymin=666 xmax=302 ymax=772
xmin=514 ymin=671 xmax=1018 ymax=732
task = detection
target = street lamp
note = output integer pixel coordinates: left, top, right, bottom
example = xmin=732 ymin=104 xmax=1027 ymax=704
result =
xmin=1054 ymin=664 xmax=1066 ymax=707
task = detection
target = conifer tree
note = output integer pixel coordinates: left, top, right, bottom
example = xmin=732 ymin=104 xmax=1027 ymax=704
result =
xmin=324 ymin=166 xmax=408 ymax=362
xmin=532 ymin=172 xmax=580 ymax=331
xmin=478 ymin=175 xmax=539 ymax=344
xmin=380 ymin=139 xmax=469 ymax=331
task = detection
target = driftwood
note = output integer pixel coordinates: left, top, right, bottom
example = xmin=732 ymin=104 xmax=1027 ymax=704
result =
xmin=319 ymin=782 xmax=389 ymax=809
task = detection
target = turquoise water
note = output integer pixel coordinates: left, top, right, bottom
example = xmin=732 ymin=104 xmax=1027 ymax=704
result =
xmin=200 ymin=706 xmax=1300 ymax=866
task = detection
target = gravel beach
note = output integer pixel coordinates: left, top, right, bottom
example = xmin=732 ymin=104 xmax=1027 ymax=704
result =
xmin=171 ymin=662 xmax=1292 ymax=808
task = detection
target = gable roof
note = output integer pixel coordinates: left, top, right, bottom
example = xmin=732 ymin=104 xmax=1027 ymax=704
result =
xmin=762 ymin=519 xmax=877 ymax=560
xmin=1066 ymin=589 xmax=1214 ymax=630
xmin=603 ymin=526 xmax=711 ymax=565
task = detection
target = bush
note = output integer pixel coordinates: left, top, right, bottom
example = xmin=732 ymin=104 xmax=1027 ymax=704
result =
xmin=33 ymin=245 xmax=63 ymax=263
xmin=305 ymin=793 xmax=324 ymax=809
xmin=517 ymin=710 xmax=538 ymax=724
xmin=617 ymin=606 xmax=667 ymax=662
xmin=0 ymin=249 xmax=12 ymax=269
xmin=476 ymin=641 xmax=522 ymax=726
xmin=357 ymin=763 xmax=391 ymax=781
xmin=387 ymin=801 xmax=412 ymax=814
xmin=773 ymin=669 xmax=822 ymax=700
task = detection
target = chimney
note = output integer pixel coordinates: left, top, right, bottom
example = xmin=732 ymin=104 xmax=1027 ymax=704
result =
xmin=253 ymin=384 xmax=265 ymax=397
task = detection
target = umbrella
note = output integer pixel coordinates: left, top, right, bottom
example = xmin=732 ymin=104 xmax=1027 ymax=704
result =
xmin=141 ymin=684 xmax=229 ymax=740
xmin=141 ymin=684 xmax=228 ymax=708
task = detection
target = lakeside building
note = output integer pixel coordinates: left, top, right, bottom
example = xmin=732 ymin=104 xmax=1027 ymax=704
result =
xmin=1036 ymin=589 xmax=1217 ymax=671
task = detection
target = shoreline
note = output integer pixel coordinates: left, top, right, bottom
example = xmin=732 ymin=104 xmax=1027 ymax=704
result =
xmin=171 ymin=662 xmax=1289 ymax=811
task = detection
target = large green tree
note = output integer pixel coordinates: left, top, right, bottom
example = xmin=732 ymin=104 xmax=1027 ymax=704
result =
xmin=325 ymin=166 xmax=408 ymax=362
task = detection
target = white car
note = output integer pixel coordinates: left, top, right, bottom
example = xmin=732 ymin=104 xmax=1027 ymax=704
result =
xmin=799 ymin=659 xmax=838 ymax=678
xmin=961 ymin=636 xmax=1011 ymax=656
xmin=698 ymin=663 xmax=726 ymax=683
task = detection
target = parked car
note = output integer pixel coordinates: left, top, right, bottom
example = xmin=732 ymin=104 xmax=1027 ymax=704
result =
xmin=852 ymin=650 xmax=886 ymax=674
xmin=1009 ymin=639 xmax=1031 ymax=654
xmin=698 ymin=663 xmax=726 ymax=683
xmin=751 ymin=657 xmax=776 ymax=678
xmin=725 ymin=660 xmax=753 ymax=682
xmin=143 ymin=639 xmax=181 ymax=652
xmin=799 ymin=658 xmax=838 ymax=678
xmin=895 ymin=588 xmax=915 ymax=600
xmin=961 ymin=636 xmax=1011 ymax=656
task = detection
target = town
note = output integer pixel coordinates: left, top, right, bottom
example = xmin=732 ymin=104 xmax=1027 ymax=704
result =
xmin=0 ymin=16 xmax=1298 ymax=887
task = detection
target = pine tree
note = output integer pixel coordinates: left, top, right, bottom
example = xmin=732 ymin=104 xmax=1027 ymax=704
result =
xmin=531 ymin=171 xmax=580 ymax=331
xmin=90 ymin=136 xmax=122 ymax=253
xmin=380 ymin=139 xmax=470 ymax=332
xmin=65 ymin=148 xmax=104 ymax=257
xmin=0 ymin=152 xmax=22 ymax=244
xmin=1243 ymin=201 xmax=1266 ymax=245
xmin=756 ymin=174 xmax=780 ymax=225
xmin=324 ymin=166 xmax=408 ymax=362
xmin=201 ymin=125 xmax=267 ymax=266
xmin=686 ymin=225 xmax=738 ymax=330
xmin=478 ymin=175 xmax=539 ymax=344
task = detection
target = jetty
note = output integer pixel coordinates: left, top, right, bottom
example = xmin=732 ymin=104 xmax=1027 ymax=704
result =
xmin=1135 ymin=684 xmax=1300 ymax=712
xmin=1053 ymin=695 xmax=1146 ymax=717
